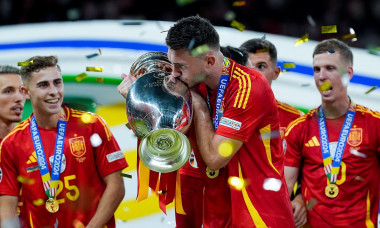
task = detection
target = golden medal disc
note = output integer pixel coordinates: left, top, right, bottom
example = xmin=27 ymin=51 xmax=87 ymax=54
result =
xmin=46 ymin=198 xmax=59 ymax=213
xmin=325 ymin=183 xmax=339 ymax=198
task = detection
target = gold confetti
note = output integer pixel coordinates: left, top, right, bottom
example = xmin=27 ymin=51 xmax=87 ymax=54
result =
xmin=320 ymin=81 xmax=332 ymax=92
xmin=365 ymin=86 xmax=377 ymax=94
xmin=321 ymin=25 xmax=337 ymax=34
xmin=233 ymin=1 xmax=246 ymax=6
xmin=17 ymin=176 xmax=35 ymax=185
xmin=96 ymin=77 xmax=105 ymax=83
xmin=157 ymin=190 xmax=167 ymax=195
xmin=119 ymin=173 xmax=132 ymax=179
xmin=218 ymin=141 xmax=234 ymax=157
xmin=342 ymin=33 xmax=356 ymax=40
xmin=75 ymin=72 xmax=88 ymax=82
xmin=228 ymin=176 xmax=248 ymax=190
xmin=73 ymin=220 xmax=85 ymax=228
xmin=32 ymin=199 xmax=45 ymax=206
xmin=81 ymin=113 xmax=94 ymax=124
xmin=306 ymin=198 xmax=317 ymax=210
xmin=230 ymin=20 xmax=245 ymax=31
xmin=98 ymin=48 xmax=102 ymax=54
xmin=282 ymin=62 xmax=296 ymax=69
xmin=160 ymin=30 xmax=169 ymax=33
xmin=86 ymin=66 xmax=103 ymax=72
xmin=295 ymin=33 xmax=309 ymax=46
xmin=18 ymin=60 xmax=33 ymax=66
xmin=256 ymin=48 xmax=269 ymax=53
xmin=190 ymin=44 xmax=210 ymax=56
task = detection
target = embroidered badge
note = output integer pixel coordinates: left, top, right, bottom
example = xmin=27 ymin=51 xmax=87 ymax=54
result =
xmin=106 ymin=151 xmax=125 ymax=163
xmin=219 ymin=117 xmax=242 ymax=130
xmin=189 ymin=151 xmax=198 ymax=168
xmin=206 ymin=167 xmax=219 ymax=179
xmin=347 ymin=128 xmax=362 ymax=147
xmin=0 ymin=167 xmax=3 ymax=183
xmin=69 ymin=136 xmax=86 ymax=157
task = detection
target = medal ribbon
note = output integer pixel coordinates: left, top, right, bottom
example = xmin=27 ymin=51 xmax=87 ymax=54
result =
xmin=318 ymin=105 xmax=355 ymax=184
xmin=30 ymin=115 xmax=67 ymax=198
xmin=206 ymin=57 xmax=230 ymax=129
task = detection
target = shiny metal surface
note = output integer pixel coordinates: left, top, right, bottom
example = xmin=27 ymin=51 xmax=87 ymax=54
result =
xmin=126 ymin=52 xmax=192 ymax=173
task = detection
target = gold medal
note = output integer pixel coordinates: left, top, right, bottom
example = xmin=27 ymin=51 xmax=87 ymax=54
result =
xmin=206 ymin=167 xmax=219 ymax=179
xmin=325 ymin=183 xmax=339 ymax=198
xmin=46 ymin=198 xmax=59 ymax=213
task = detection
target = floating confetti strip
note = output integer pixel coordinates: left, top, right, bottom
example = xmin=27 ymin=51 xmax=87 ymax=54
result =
xmin=90 ymin=133 xmax=102 ymax=147
xmin=176 ymin=0 xmax=196 ymax=7
xmin=195 ymin=75 xmax=206 ymax=82
xmin=282 ymin=62 xmax=296 ymax=69
xmin=232 ymin=1 xmax=246 ymax=6
xmin=157 ymin=190 xmax=167 ymax=194
xmin=86 ymin=53 xmax=99 ymax=59
xmin=349 ymin=147 xmax=367 ymax=158
xmin=190 ymin=44 xmax=210 ymax=56
xmin=261 ymin=34 xmax=266 ymax=40
xmin=218 ymin=141 xmax=234 ymax=157
xmin=96 ymin=77 xmax=105 ymax=83
xmin=230 ymin=20 xmax=245 ymax=31
xmin=301 ymin=83 xmax=311 ymax=87
xmin=18 ymin=60 xmax=33 ymax=66
xmin=295 ymin=33 xmax=309 ymax=46
xmin=328 ymin=49 xmax=335 ymax=54
xmin=17 ymin=176 xmax=35 ymax=185
xmin=307 ymin=15 xmax=316 ymax=27
xmin=33 ymin=199 xmax=45 ymax=206
xmin=365 ymin=85 xmax=378 ymax=94
xmin=119 ymin=173 xmax=132 ymax=179
xmin=81 ymin=113 xmax=94 ymax=124
xmin=224 ymin=11 xmax=236 ymax=21
xmin=354 ymin=176 xmax=365 ymax=182
xmin=75 ymin=72 xmax=88 ymax=82
xmin=256 ymin=48 xmax=269 ymax=53
xmin=341 ymin=73 xmax=350 ymax=87
xmin=86 ymin=66 xmax=103 ymax=72
xmin=321 ymin=25 xmax=337 ymax=34
xmin=98 ymin=48 xmax=102 ymax=54
xmin=306 ymin=198 xmax=317 ymax=210
xmin=263 ymin=178 xmax=282 ymax=191
xmin=228 ymin=176 xmax=248 ymax=190
xmin=187 ymin=38 xmax=195 ymax=50
xmin=320 ymin=81 xmax=332 ymax=91
xmin=342 ymin=33 xmax=356 ymax=40
xmin=368 ymin=46 xmax=380 ymax=56
xmin=73 ymin=220 xmax=85 ymax=228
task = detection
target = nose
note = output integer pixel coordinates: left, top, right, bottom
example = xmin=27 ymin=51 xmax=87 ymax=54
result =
xmin=318 ymin=68 xmax=328 ymax=81
xmin=15 ymin=88 xmax=25 ymax=103
xmin=48 ymin=84 xmax=59 ymax=96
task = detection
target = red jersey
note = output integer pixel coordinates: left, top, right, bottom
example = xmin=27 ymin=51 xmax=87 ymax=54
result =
xmin=277 ymin=100 xmax=304 ymax=139
xmin=285 ymin=105 xmax=380 ymax=227
xmin=0 ymin=106 xmax=128 ymax=228
xmin=208 ymin=59 xmax=294 ymax=227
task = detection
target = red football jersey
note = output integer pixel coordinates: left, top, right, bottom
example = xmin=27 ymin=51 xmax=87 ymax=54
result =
xmin=0 ymin=106 xmax=128 ymax=228
xmin=207 ymin=59 xmax=294 ymax=227
xmin=285 ymin=105 xmax=380 ymax=227
xmin=277 ymin=100 xmax=304 ymax=139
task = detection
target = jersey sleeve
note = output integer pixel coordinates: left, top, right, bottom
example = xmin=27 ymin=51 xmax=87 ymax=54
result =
xmin=216 ymin=70 xmax=277 ymax=142
xmin=0 ymin=141 xmax=20 ymax=196
xmin=92 ymin=115 xmax=128 ymax=178
xmin=284 ymin=118 xmax=304 ymax=168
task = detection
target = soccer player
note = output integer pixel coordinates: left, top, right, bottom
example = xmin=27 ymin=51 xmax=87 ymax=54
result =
xmin=0 ymin=66 xmax=25 ymax=142
xmin=284 ymin=38 xmax=380 ymax=227
xmin=166 ymin=15 xmax=295 ymax=227
xmin=240 ymin=39 xmax=306 ymax=227
xmin=0 ymin=56 xmax=128 ymax=228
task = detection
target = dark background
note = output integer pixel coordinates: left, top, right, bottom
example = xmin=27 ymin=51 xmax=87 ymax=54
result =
xmin=1 ymin=0 xmax=379 ymax=49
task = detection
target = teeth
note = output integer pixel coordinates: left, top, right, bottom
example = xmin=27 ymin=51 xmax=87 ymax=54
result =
xmin=46 ymin=99 xmax=58 ymax=103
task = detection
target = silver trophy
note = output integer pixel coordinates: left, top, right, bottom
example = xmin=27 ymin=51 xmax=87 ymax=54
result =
xmin=126 ymin=52 xmax=192 ymax=173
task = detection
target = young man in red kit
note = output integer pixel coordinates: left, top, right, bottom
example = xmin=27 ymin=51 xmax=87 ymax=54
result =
xmin=0 ymin=56 xmax=128 ymax=228
xmin=284 ymin=39 xmax=380 ymax=227
xmin=240 ymin=39 xmax=306 ymax=227
xmin=166 ymin=16 xmax=295 ymax=227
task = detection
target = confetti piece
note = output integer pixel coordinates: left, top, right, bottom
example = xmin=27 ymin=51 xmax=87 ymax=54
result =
xmin=282 ymin=62 xmax=296 ymax=69
xmin=341 ymin=73 xmax=350 ymax=87
xmin=365 ymin=85 xmax=378 ymax=94
xmin=301 ymin=83 xmax=311 ymax=87
xmin=368 ymin=46 xmax=380 ymax=56
xmin=160 ymin=30 xmax=169 ymax=33
xmin=321 ymin=25 xmax=337 ymax=34
xmin=263 ymin=178 xmax=282 ymax=191
xmin=261 ymin=34 xmax=266 ymax=40
xmin=306 ymin=198 xmax=317 ymax=210
xmin=228 ymin=176 xmax=248 ymax=190
xmin=176 ymin=0 xmax=196 ymax=7
xmin=75 ymin=72 xmax=88 ymax=82
xmin=81 ymin=113 xmax=94 ymax=124
xmin=354 ymin=176 xmax=365 ymax=182
xmin=86 ymin=53 xmax=99 ymax=59
xmin=187 ymin=38 xmax=195 ymax=50
xmin=195 ymin=75 xmax=206 ymax=82
xmin=190 ymin=44 xmax=210 ymax=56
xmin=17 ymin=176 xmax=35 ymax=185
xmin=328 ymin=49 xmax=335 ymax=54
xmin=73 ymin=220 xmax=85 ymax=228
xmin=342 ymin=33 xmax=356 ymax=40
xmin=320 ymin=81 xmax=331 ymax=92
xmin=98 ymin=49 xmax=102 ymax=54
xmin=218 ymin=141 xmax=234 ymax=157
xmin=157 ymin=190 xmax=167 ymax=194
xmin=86 ymin=66 xmax=103 ymax=72
xmin=90 ymin=133 xmax=102 ymax=147
xmin=119 ymin=173 xmax=132 ymax=179
xmin=18 ymin=60 xmax=33 ymax=66
xmin=256 ymin=48 xmax=269 ymax=53
xmin=307 ymin=15 xmax=316 ymax=27
xmin=349 ymin=147 xmax=367 ymax=158
xmin=232 ymin=1 xmax=246 ymax=6
xmin=295 ymin=33 xmax=309 ymax=46
xmin=230 ymin=20 xmax=245 ymax=31
xmin=33 ymin=199 xmax=45 ymax=206
xmin=96 ymin=77 xmax=104 ymax=83
xmin=224 ymin=11 xmax=236 ymax=21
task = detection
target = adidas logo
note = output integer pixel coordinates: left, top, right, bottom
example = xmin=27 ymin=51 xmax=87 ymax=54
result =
xmin=305 ymin=136 xmax=320 ymax=147
xmin=27 ymin=152 xmax=37 ymax=164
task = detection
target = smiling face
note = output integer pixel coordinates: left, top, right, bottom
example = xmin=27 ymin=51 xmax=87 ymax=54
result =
xmin=313 ymin=51 xmax=353 ymax=103
xmin=248 ymin=52 xmax=280 ymax=86
xmin=0 ymin=74 xmax=25 ymax=124
xmin=22 ymin=66 xmax=64 ymax=118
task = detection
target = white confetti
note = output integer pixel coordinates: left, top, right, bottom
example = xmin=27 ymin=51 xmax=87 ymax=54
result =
xmin=263 ymin=178 xmax=282 ymax=192
xmin=90 ymin=133 xmax=102 ymax=147
xmin=349 ymin=147 xmax=367 ymax=158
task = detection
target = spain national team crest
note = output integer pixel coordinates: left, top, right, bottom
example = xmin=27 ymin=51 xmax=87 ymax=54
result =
xmin=69 ymin=136 xmax=86 ymax=157
xmin=347 ymin=128 xmax=362 ymax=147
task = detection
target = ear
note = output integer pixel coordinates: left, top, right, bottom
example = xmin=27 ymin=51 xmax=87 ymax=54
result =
xmin=204 ymin=55 xmax=216 ymax=69
xmin=273 ymin=66 xmax=281 ymax=80
xmin=347 ymin=66 xmax=354 ymax=80
xmin=21 ymin=86 xmax=30 ymax=99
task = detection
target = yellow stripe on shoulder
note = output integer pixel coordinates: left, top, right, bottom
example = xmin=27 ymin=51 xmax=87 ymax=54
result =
xmin=284 ymin=115 xmax=307 ymax=137
xmin=232 ymin=67 xmax=251 ymax=109
xmin=277 ymin=101 xmax=303 ymax=116
xmin=94 ymin=115 xmax=113 ymax=141
xmin=356 ymin=105 xmax=380 ymax=119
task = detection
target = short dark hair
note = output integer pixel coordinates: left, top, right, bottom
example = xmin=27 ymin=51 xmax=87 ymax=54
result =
xmin=220 ymin=46 xmax=249 ymax=66
xmin=313 ymin=38 xmax=353 ymax=66
xmin=165 ymin=15 xmax=220 ymax=51
xmin=20 ymin=56 xmax=61 ymax=82
xmin=0 ymin=65 xmax=20 ymax=75
xmin=240 ymin=38 xmax=278 ymax=66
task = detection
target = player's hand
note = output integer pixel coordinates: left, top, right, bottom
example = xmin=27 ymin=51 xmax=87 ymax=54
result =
xmin=291 ymin=194 xmax=307 ymax=228
xmin=117 ymin=73 xmax=137 ymax=99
